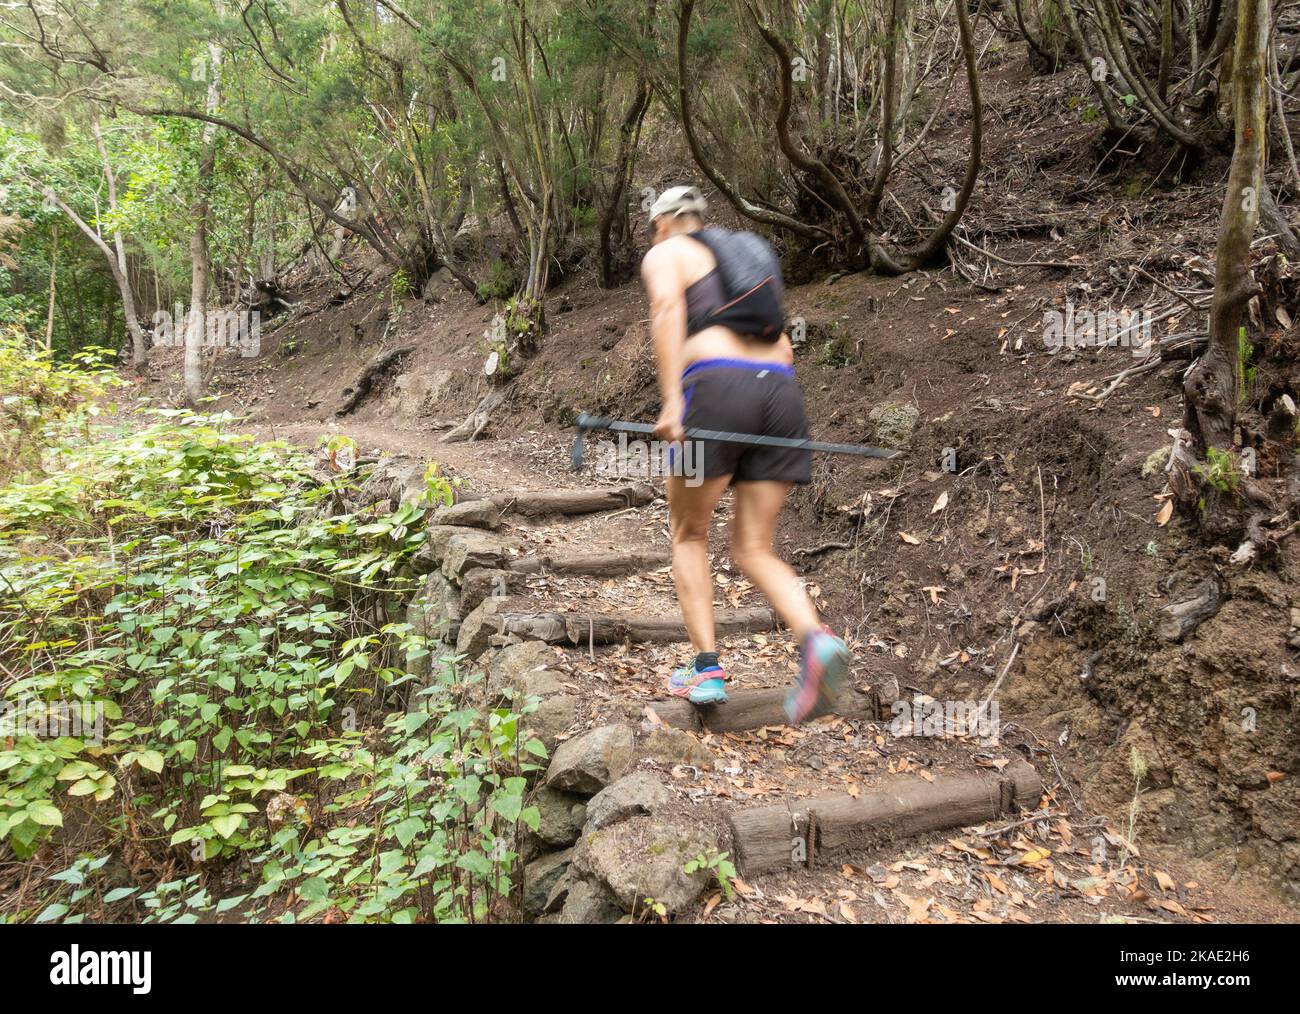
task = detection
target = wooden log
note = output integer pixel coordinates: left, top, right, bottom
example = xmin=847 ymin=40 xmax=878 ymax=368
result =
xmin=726 ymin=757 xmax=1042 ymax=876
xmin=489 ymin=482 xmax=656 ymax=517
xmin=645 ymin=686 xmax=878 ymax=733
xmin=507 ymin=548 xmax=670 ymax=576
xmin=494 ymin=607 xmax=775 ymax=646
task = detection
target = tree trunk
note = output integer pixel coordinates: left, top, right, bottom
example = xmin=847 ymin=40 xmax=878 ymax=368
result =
xmin=184 ymin=27 xmax=222 ymax=407
xmin=31 ymin=130 xmax=148 ymax=369
xmin=44 ymin=223 xmax=57 ymax=349
xmin=1182 ymin=0 xmax=1268 ymax=454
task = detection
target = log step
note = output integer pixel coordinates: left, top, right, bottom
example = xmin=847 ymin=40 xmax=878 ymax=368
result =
xmin=644 ymin=686 xmax=882 ymax=733
xmin=726 ymin=757 xmax=1042 ymax=876
xmin=495 ymin=607 xmax=776 ymax=646
xmin=480 ymin=483 xmax=656 ymax=517
xmin=507 ymin=548 xmax=670 ymax=577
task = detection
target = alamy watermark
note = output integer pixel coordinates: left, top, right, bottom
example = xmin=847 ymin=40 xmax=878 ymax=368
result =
xmin=594 ymin=432 xmax=704 ymax=487
xmin=1042 ymin=304 xmax=1154 ymax=358
xmin=151 ymin=305 xmax=261 ymax=357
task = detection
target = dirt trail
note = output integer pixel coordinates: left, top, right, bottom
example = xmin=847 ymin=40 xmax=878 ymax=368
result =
xmin=261 ymin=414 xmax=1293 ymax=924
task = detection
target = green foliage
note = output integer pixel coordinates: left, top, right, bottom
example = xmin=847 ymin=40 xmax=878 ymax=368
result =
xmin=504 ymin=294 xmax=543 ymax=357
xmin=0 ymin=328 xmax=121 ymax=482
xmin=0 ymin=372 xmax=543 ymax=922
xmin=1238 ymin=327 xmax=1257 ymax=407
xmin=391 ymin=269 xmax=414 ymax=301
xmin=422 ymin=462 xmax=461 ymax=508
xmin=475 ymin=259 xmax=517 ymax=302
xmin=684 ymin=850 xmax=738 ymax=902
xmin=1194 ymin=446 xmax=1241 ymax=495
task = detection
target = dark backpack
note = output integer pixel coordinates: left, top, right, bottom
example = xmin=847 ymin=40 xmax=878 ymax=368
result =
xmin=688 ymin=227 xmax=786 ymax=341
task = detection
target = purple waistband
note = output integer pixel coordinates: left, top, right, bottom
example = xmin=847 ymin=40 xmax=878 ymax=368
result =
xmin=682 ymin=357 xmax=795 ymax=380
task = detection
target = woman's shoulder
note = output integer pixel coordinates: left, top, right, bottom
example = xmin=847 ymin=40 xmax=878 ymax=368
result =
xmin=642 ymin=234 xmax=715 ymax=283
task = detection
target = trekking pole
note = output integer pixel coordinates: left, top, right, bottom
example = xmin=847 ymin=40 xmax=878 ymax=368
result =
xmin=570 ymin=412 xmax=901 ymax=471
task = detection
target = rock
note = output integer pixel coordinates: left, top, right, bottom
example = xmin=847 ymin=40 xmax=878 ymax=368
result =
xmin=556 ymin=876 xmax=625 ymax=924
xmin=541 ymin=870 xmax=572 ymax=914
xmin=393 ymin=374 xmax=432 ymax=423
xmin=411 ymin=525 xmax=479 ymax=575
xmin=408 ymin=572 xmax=460 ymax=653
xmin=545 ymin=724 xmax=637 ymax=795
xmin=868 ymin=401 xmax=919 ymax=447
xmin=487 ymin=641 xmax=564 ymax=698
xmin=429 ymin=499 xmax=499 ymax=530
xmin=422 ymin=266 xmax=454 ymax=303
xmin=574 ymin=815 xmax=720 ymax=916
xmin=585 ymin=772 xmax=672 ymax=831
xmin=621 ymin=724 xmax=717 ymax=773
xmin=456 ymin=597 xmax=501 ymax=658
xmin=460 ymin=567 xmax=523 ymax=614
xmin=527 ymin=786 xmax=588 ymax=852
xmin=501 ymin=664 xmax=568 ymax=701
xmin=527 ymin=694 xmax=579 ymax=754
xmin=404 ymin=600 xmax=435 ymax=680
xmin=545 ymin=723 xmax=715 ymax=796
xmin=523 ymin=847 xmax=572 ymax=916
xmin=429 ymin=571 xmax=462 ymax=627
xmin=442 ymin=530 xmax=520 ymax=580
xmin=389 ymin=462 xmax=430 ymax=507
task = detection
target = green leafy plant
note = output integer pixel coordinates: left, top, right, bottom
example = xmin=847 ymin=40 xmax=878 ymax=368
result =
xmin=0 ymin=328 xmax=120 ymax=483
xmin=475 ymin=259 xmax=517 ymax=302
xmin=422 ymin=461 xmax=461 ymax=507
xmin=1194 ymin=446 xmax=1241 ymax=495
xmin=0 ymin=389 xmax=544 ymax=922
xmin=684 ymin=850 xmax=738 ymax=902
xmin=1238 ymin=327 xmax=1258 ymax=407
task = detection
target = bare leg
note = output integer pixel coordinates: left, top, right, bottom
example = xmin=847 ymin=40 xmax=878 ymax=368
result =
xmin=730 ymin=480 xmax=820 ymax=640
xmin=667 ymin=473 xmax=732 ymax=652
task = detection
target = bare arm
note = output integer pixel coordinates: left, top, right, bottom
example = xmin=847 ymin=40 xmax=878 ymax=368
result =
xmin=641 ymin=243 xmax=688 ymax=441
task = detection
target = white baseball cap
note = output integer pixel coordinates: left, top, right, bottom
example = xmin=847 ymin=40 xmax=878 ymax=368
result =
xmin=649 ymin=185 xmax=707 ymax=222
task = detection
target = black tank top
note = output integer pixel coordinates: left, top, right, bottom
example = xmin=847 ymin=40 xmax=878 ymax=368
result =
xmin=684 ymin=269 xmax=725 ymax=336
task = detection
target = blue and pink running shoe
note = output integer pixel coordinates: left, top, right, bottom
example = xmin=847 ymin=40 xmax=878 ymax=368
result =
xmin=785 ymin=626 xmax=850 ymax=725
xmin=667 ymin=657 xmax=728 ymax=705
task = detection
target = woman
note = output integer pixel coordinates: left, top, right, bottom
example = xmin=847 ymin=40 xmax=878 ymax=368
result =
xmin=640 ymin=185 xmax=850 ymax=725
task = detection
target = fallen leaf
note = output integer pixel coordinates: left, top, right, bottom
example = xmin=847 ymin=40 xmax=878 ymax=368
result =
xmin=1156 ymin=500 xmax=1174 ymax=526
xmin=931 ymin=491 xmax=949 ymax=514
xmin=899 ymin=531 xmax=920 ymax=545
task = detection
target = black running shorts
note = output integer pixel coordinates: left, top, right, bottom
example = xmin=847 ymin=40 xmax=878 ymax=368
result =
xmin=677 ymin=358 xmax=812 ymax=484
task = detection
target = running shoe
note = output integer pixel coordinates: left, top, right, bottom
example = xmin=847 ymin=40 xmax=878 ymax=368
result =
xmin=667 ymin=657 xmax=728 ymax=705
xmin=785 ymin=626 xmax=849 ymax=725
